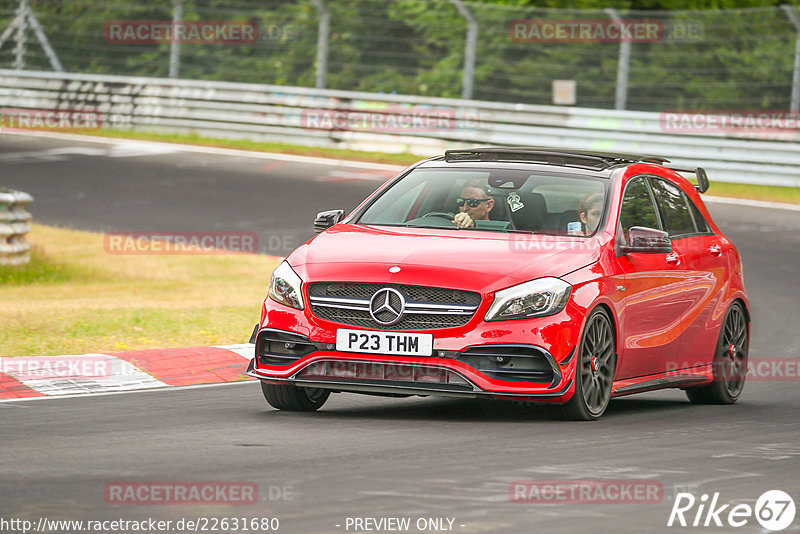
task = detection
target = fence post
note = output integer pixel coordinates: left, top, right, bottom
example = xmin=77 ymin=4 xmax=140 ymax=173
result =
xmin=0 ymin=0 xmax=63 ymax=71
xmin=605 ymin=8 xmax=630 ymax=111
xmin=169 ymin=0 xmax=183 ymax=78
xmin=311 ymin=0 xmax=329 ymax=89
xmin=13 ymin=0 xmax=29 ymax=70
xmin=450 ymin=0 xmax=477 ymax=100
xmin=0 ymin=188 xmax=34 ymax=266
xmin=26 ymin=4 xmax=63 ymax=72
xmin=783 ymin=5 xmax=800 ymax=114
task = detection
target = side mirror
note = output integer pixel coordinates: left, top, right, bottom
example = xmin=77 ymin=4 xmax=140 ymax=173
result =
xmin=695 ymin=167 xmax=710 ymax=194
xmin=314 ymin=209 xmax=346 ymax=233
xmin=617 ymin=226 xmax=671 ymax=255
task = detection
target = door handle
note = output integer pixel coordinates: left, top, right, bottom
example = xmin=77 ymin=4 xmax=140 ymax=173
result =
xmin=666 ymin=252 xmax=680 ymax=264
xmin=709 ymin=244 xmax=722 ymax=256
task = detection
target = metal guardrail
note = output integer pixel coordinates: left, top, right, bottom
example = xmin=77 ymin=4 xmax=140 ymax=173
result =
xmin=1 ymin=70 xmax=799 ymax=187
xmin=0 ymin=188 xmax=33 ymax=266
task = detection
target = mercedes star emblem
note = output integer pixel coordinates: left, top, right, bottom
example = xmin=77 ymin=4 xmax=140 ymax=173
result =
xmin=369 ymin=287 xmax=406 ymax=325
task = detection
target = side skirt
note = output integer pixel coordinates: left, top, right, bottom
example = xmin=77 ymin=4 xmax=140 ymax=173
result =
xmin=611 ymin=365 xmax=713 ymax=398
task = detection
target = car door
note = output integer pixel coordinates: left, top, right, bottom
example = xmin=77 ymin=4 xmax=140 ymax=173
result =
xmin=649 ymin=178 xmax=726 ymax=371
xmin=615 ymin=176 xmax=691 ymax=379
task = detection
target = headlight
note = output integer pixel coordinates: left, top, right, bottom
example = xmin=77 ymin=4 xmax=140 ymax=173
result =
xmin=268 ymin=261 xmax=304 ymax=310
xmin=485 ymin=277 xmax=571 ymax=321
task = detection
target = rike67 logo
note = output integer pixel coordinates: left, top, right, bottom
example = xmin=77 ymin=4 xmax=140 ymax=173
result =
xmin=668 ymin=490 xmax=796 ymax=531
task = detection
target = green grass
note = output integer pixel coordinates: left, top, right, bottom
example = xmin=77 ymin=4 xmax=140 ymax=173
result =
xmin=5 ymin=306 xmax=259 ymax=358
xmin=0 ymin=246 xmax=101 ymax=285
xmin=0 ymin=224 xmax=280 ymax=357
xmin=706 ymin=182 xmax=800 ymax=205
xmin=78 ymin=128 xmax=800 ymax=205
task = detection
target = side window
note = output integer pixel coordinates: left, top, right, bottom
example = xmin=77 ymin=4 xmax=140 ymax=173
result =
xmin=649 ymin=179 xmax=696 ymax=238
xmin=687 ymin=198 xmax=711 ymax=234
xmin=619 ymin=177 xmax=660 ymax=241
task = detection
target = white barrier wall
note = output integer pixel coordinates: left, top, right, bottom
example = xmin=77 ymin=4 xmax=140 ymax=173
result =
xmin=1 ymin=70 xmax=799 ymax=186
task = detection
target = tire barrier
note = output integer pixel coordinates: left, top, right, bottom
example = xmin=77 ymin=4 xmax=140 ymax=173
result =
xmin=0 ymin=188 xmax=33 ymax=266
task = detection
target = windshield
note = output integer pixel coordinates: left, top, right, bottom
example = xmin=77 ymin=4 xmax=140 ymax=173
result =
xmin=356 ymin=168 xmax=608 ymax=236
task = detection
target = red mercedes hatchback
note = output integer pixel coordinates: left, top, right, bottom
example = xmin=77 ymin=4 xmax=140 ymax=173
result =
xmin=247 ymin=148 xmax=750 ymax=420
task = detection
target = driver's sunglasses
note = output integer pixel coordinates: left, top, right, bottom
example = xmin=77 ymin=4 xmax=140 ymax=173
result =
xmin=456 ymin=197 xmax=491 ymax=208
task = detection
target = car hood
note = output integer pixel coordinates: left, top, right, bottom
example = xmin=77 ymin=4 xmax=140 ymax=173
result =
xmin=287 ymin=225 xmax=601 ymax=293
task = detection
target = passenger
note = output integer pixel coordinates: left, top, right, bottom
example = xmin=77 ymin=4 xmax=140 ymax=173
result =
xmin=578 ymin=192 xmax=604 ymax=235
xmin=453 ymin=180 xmax=494 ymax=228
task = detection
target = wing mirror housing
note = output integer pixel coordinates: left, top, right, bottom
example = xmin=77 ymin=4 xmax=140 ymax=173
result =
xmin=695 ymin=167 xmax=710 ymax=193
xmin=314 ymin=209 xmax=346 ymax=233
xmin=616 ymin=226 xmax=672 ymax=255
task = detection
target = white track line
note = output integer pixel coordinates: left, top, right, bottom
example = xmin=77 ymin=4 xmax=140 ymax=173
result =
xmin=1 ymin=354 xmax=168 ymax=396
xmin=3 ymin=130 xmax=405 ymax=171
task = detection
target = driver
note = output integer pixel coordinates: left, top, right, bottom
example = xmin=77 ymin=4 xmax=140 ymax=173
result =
xmin=453 ymin=180 xmax=494 ymax=228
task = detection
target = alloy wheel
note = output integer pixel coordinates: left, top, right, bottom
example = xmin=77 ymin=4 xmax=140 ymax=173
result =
xmin=580 ymin=312 xmax=615 ymax=415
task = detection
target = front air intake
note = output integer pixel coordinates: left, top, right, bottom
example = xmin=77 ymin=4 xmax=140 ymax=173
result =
xmin=257 ymin=329 xmax=319 ymax=366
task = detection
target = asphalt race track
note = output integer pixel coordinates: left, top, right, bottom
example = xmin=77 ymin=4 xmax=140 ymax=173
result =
xmin=2 ymin=134 xmax=799 ymax=534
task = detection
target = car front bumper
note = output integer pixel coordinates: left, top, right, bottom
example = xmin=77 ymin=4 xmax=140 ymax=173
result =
xmin=248 ymin=297 xmax=583 ymax=402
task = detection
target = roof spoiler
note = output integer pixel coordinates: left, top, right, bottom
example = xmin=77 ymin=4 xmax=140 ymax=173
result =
xmin=666 ymin=166 xmax=710 ymax=194
xmin=443 ymin=147 xmax=670 ymax=169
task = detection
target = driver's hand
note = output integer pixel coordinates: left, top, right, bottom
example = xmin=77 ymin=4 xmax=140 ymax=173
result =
xmin=454 ymin=212 xmax=474 ymax=228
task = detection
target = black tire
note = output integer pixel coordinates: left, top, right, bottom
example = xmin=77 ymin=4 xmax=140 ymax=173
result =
xmin=261 ymin=381 xmax=330 ymax=411
xmin=685 ymin=301 xmax=748 ymax=405
xmin=559 ymin=308 xmax=617 ymax=421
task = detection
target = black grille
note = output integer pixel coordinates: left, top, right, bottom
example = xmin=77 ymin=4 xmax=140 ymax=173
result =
xmin=308 ymin=282 xmax=481 ymax=330
xmin=309 ymin=283 xmax=479 ymax=305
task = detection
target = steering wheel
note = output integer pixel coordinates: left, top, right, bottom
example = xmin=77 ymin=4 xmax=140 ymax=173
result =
xmin=420 ymin=211 xmax=456 ymax=221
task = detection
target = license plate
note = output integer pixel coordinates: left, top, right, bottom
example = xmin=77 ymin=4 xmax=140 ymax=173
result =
xmin=336 ymin=329 xmax=433 ymax=356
